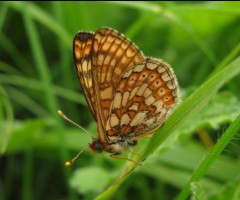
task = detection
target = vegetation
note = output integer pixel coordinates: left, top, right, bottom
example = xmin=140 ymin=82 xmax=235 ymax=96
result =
xmin=0 ymin=2 xmax=240 ymax=200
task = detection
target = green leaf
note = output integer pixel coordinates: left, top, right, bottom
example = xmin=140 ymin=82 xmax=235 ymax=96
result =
xmin=176 ymin=115 xmax=240 ymax=200
xmin=70 ymin=166 xmax=113 ymax=195
xmin=208 ymin=176 xmax=240 ymax=200
xmin=179 ymin=91 xmax=240 ymax=134
xmin=190 ymin=182 xmax=206 ymax=200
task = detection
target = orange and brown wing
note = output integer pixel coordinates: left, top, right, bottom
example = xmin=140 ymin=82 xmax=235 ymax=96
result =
xmin=73 ymin=32 xmax=97 ymax=120
xmin=92 ymin=27 xmax=145 ymax=126
xmin=105 ymin=58 xmax=179 ymax=139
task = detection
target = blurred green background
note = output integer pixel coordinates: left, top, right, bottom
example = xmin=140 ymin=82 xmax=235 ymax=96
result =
xmin=0 ymin=1 xmax=240 ymax=200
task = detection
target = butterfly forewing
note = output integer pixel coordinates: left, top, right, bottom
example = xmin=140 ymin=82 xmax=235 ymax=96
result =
xmin=92 ymin=28 xmax=145 ymax=125
xmin=74 ymin=28 xmax=145 ymax=127
xmin=106 ymin=58 xmax=179 ymax=139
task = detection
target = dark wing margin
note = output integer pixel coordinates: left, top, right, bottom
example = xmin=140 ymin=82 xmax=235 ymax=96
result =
xmin=73 ymin=32 xmax=97 ymax=120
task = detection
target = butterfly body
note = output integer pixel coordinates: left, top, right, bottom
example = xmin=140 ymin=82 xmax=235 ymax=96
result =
xmin=73 ymin=27 xmax=179 ymax=157
xmin=89 ymin=137 xmax=137 ymax=155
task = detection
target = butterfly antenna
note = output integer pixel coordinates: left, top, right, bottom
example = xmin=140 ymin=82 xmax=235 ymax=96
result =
xmin=65 ymin=146 xmax=88 ymax=166
xmin=58 ymin=110 xmax=90 ymax=166
xmin=58 ymin=110 xmax=89 ymax=134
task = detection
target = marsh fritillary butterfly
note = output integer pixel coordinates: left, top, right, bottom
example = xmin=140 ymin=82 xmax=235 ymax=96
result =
xmin=71 ymin=27 xmax=179 ymax=163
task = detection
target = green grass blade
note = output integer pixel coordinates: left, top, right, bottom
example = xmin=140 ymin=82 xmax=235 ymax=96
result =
xmin=0 ymin=2 xmax=9 ymax=30
xmin=22 ymin=6 xmax=77 ymax=200
xmin=4 ymin=1 xmax=72 ymax=46
xmin=0 ymin=33 xmax=31 ymax=72
xmin=23 ymin=8 xmax=59 ymax=116
xmin=0 ymin=74 xmax=86 ymax=106
xmin=108 ymin=1 xmax=162 ymax=13
xmin=7 ymin=87 xmax=49 ymax=117
xmin=0 ymin=87 xmax=14 ymax=154
xmin=176 ymin=115 xmax=240 ymax=200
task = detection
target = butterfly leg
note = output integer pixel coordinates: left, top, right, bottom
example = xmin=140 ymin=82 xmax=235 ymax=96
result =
xmin=133 ymin=127 xmax=161 ymax=140
xmin=109 ymin=154 xmax=142 ymax=166
xmin=126 ymin=148 xmax=140 ymax=155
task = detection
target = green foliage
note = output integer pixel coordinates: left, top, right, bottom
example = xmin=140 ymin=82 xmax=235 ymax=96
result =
xmin=209 ymin=176 xmax=240 ymax=200
xmin=190 ymin=182 xmax=206 ymax=200
xmin=0 ymin=1 xmax=240 ymax=200
xmin=70 ymin=166 xmax=113 ymax=195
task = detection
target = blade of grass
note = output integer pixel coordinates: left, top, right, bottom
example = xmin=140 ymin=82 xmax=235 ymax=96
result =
xmin=22 ymin=6 xmax=76 ymax=200
xmin=176 ymin=115 xmax=240 ymax=200
xmin=52 ymin=2 xmax=73 ymax=88
xmin=96 ymin=56 xmax=240 ymax=199
xmin=23 ymin=9 xmax=59 ymax=116
xmin=7 ymin=87 xmax=49 ymax=117
xmin=214 ymin=43 xmax=240 ymax=73
xmin=164 ymin=10 xmax=217 ymax=66
xmin=126 ymin=13 xmax=159 ymax=39
xmin=0 ymin=33 xmax=31 ymax=72
xmin=4 ymin=1 xmax=72 ymax=47
xmin=72 ymin=2 xmax=93 ymax=30
xmin=0 ymin=74 xmax=87 ymax=106
xmin=0 ymin=87 xmax=14 ymax=154
xmin=0 ymin=2 xmax=9 ymax=30
xmin=212 ymin=43 xmax=240 ymax=99
xmin=169 ymin=2 xmax=240 ymax=16
xmin=109 ymin=1 xmax=218 ymax=66
xmin=107 ymin=1 xmax=162 ymax=13
xmin=22 ymin=144 xmax=33 ymax=200
xmin=51 ymin=2 xmax=79 ymax=120
xmin=0 ymin=61 xmax=21 ymax=74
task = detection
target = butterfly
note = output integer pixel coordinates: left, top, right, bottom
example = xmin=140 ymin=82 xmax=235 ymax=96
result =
xmin=72 ymin=27 xmax=179 ymax=162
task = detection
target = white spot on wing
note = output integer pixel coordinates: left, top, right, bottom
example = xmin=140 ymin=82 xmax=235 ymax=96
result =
xmin=161 ymin=72 xmax=171 ymax=82
xmin=110 ymin=113 xmax=119 ymax=127
xmin=129 ymin=86 xmax=140 ymax=100
xmin=153 ymin=99 xmax=163 ymax=112
xmin=133 ymin=64 xmax=144 ymax=72
xmin=136 ymin=83 xmax=148 ymax=96
xmin=130 ymin=111 xmax=147 ymax=126
xmin=145 ymin=95 xmax=155 ymax=105
xmin=112 ymin=92 xmax=122 ymax=109
xmin=129 ymin=102 xmax=139 ymax=111
xmin=120 ymin=113 xmax=131 ymax=126
xmin=122 ymin=91 xmax=130 ymax=107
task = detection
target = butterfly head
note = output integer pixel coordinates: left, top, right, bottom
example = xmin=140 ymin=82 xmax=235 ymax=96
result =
xmin=88 ymin=138 xmax=104 ymax=153
xmin=89 ymin=137 xmax=137 ymax=155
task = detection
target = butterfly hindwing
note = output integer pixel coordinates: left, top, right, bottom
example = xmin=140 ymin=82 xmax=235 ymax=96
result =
xmin=105 ymin=58 xmax=179 ymax=138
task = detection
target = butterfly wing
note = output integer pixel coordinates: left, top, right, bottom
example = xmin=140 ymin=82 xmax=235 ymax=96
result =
xmin=92 ymin=27 xmax=145 ymax=126
xmin=105 ymin=58 xmax=179 ymax=139
xmin=74 ymin=28 xmax=145 ymax=127
xmin=73 ymin=32 xmax=97 ymax=120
